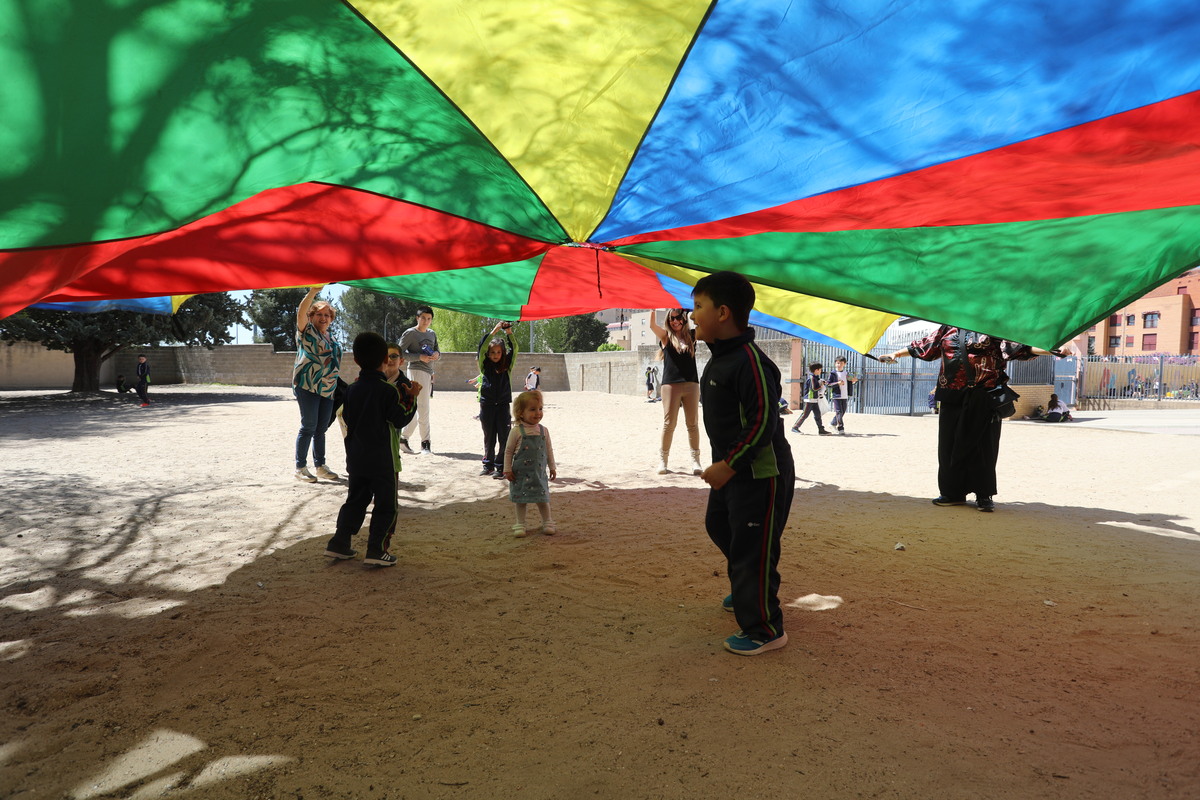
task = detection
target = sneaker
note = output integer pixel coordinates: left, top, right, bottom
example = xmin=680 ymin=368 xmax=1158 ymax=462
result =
xmin=324 ymin=545 xmax=357 ymax=560
xmin=932 ymin=496 xmax=967 ymax=506
xmin=790 ymin=425 xmax=801 ymax=433
xmin=294 ymin=467 xmax=318 ymax=483
xmin=480 ymin=465 xmax=494 ymax=476
xmin=363 ymin=551 xmax=397 ymax=566
xmin=398 ymin=438 xmax=415 ymax=454
xmin=314 ymin=465 xmax=339 ymax=480
xmin=492 ymin=471 xmax=507 ymax=480
xmin=818 ymin=429 xmax=832 ymax=435
xmin=724 ymin=630 xmax=788 ymax=656
xmin=721 ymin=594 xmax=734 ymax=613
xmin=541 ymin=521 xmax=557 ymax=535
xmin=139 ymin=403 xmax=150 ymax=408
xmin=977 ymin=496 xmax=995 ymax=512
xmin=421 ymin=440 xmax=432 ymax=454
xmin=838 ymin=428 xmax=845 ymax=435
xmin=512 ymin=523 xmax=527 ymax=538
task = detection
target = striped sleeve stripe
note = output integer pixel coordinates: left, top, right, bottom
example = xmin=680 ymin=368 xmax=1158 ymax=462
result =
xmin=726 ymin=344 xmax=771 ymax=468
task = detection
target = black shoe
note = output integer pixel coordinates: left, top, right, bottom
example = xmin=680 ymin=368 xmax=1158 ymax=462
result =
xmin=790 ymin=425 xmax=801 ymax=433
xmin=977 ymin=496 xmax=995 ymax=512
xmin=818 ymin=429 xmax=832 ymax=436
xmin=363 ymin=551 xmax=397 ymax=566
xmin=421 ymin=440 xmax=432 ymax=454
xmin=398 ymin=438 xmax=415 ymax=455
xmin=480 ymin=465 xmax=494 ymax=476
xmin=932 ymin=496 xmax=967 ymax=507
xmin=324 ymin=544 xmax=357 ymax=560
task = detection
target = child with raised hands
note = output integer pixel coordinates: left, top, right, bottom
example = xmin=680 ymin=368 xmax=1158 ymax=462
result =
xmin=503 ymin=390 xmax=557 ymax=537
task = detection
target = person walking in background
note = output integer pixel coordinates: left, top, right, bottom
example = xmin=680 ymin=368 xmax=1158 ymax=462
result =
xmin=293 ymin=286 xmax=342 ymax=483
xmin=691 ymin=271 xmax=794 ymax=656
xmin=504 ymin=390 xmax=557 ymax=537
xmin=825 ymin=356 xmax=858 ymax=434
xmin=525 ymin=365 xmax=541 ymax=392
xmin=790 ymin=363 xmax=830 ymax=435
xmin=134 ymin=355 xmax=151 ymax=407
xmin=878 ymin=327 xmax=1061 ymax=512
xmin=399 ymin=306 xmax=440 ymax=454
xmin=477 ymin=321 xmax=518 ymax=477
xmin=648 ymin=308 xmax=702 ymax=475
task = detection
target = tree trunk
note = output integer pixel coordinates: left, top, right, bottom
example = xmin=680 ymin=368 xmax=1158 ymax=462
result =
xmin=71 ymin=342 xmax=104 ymax=392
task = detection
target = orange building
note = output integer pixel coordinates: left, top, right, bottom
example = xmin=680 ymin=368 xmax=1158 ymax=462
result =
xmin=1085 ymin=269 xmax=1200 ymax=356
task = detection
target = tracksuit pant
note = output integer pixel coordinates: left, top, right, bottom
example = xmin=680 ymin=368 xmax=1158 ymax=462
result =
xmin=328 ymin=471 xmax=398 ymax=556
xmin=705 ymin=464 xmax=795 ymax=640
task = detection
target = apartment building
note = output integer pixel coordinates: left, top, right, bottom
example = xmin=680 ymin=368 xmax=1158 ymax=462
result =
xmin=1086 ymin=269 xmax=1200 ymax=356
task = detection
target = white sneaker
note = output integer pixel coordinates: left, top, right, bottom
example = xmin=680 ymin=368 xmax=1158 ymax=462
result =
xmin=294 ymin=467 xmax=317 ymax=483
xmin=512 ymin=523 xmax=527 ymax=538
xmin=314 ymin=465 xmax=339 ymax=480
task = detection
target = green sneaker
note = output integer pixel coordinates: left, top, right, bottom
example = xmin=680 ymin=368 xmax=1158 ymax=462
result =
xmin=721 ymin=594 xmax=734 ymax=613
xmin=723 ymin=630 xmax=788 ymax=656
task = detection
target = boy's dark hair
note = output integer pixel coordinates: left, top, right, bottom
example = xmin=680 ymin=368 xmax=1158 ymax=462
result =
xmin=691 ymin=271 xmax=754 ymax=330
xmin=835 ymin=356 xmax=847 ymax=364
xmin=353 ymin=331 xmax=388 ymax=371
xmin=416 ymin=306 xmax=434 ymax=318
xmin=809 ymin=362 xmax=823 ymax=372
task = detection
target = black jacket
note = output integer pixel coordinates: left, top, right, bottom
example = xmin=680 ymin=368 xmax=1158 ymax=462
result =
xmin=342 ymin=368 xmax=417 ymax=476
xmin=700 ymin=330 xmax=792 ymax=480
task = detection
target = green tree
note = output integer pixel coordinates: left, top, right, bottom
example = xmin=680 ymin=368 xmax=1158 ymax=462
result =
xmin=335 ymin=288 xmax=423 ymax=345
xmin=246 ymin=288 xmax=310 ymax=351
xmin=597 ymin=342 xmax=624 ymax=352
xmin=535 ymin=313 xmax=609 ymax=353
xmin=0 ymin=293 xmax=246 ymax=392
xmin=432 ymin=309 xmax=503 ymax=352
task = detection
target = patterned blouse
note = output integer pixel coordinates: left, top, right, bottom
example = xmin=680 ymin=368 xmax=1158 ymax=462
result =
xmin=908 ymin=325 xmax=1035 ymax=391
xmin=292 ymin=322 xmax=342 ymax=397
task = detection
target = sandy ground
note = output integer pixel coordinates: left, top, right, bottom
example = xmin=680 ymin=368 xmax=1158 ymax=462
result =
xmin=1 ymin=385 xmax=1198 ymax=800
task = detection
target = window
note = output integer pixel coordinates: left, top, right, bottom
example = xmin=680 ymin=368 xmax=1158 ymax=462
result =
xmin=1087 ymin=335 xmax=1096 ymax=354
xmin=1108 ymin=335 xmax=1121 ymax=348
xmin=1191 ymin=332 xmax=1199 ymax=352
xmin=1191 ymin=310 xmax=1199 ymax=326
xmin=1109 ymin=314 xmax=1121 ymax=327
xmin=1179 ymin=286 xmax=1189 ymax=295
xmin=1141 ymin=334 xmax=1157 ymax=351
xmin=1126 ymin=314 xmax=1136 ymax=326
xmin=1125 ymin=336 xmax=1134 ymax=348
xmin=1144 ymin=312 xmax=1160 ymax=329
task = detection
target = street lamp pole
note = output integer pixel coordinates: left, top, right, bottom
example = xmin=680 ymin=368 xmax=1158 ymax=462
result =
xmin=384 ymin=311 xmax=393 ymax=343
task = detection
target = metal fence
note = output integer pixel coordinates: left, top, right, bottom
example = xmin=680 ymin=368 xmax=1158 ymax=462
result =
xmin=789 ymin=345 xmax=1200 ymax=415
xmin=1077 ymin=354 xmax=1200 ymax=400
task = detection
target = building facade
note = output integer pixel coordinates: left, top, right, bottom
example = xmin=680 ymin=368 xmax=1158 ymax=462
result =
xmin=1086 ymin=268 xmax=1200 ymax=356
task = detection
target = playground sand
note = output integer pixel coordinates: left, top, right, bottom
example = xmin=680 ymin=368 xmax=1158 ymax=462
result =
xmin=1 ymin=386 xmax=1198 ymax=799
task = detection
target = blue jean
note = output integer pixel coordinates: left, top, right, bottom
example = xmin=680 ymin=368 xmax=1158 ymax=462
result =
xmin=295 ymin=387 xmax=334 ymax=468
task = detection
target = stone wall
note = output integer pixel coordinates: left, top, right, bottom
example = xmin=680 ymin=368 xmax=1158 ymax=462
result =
xmin=5 ymin=339 xmax=796 ymax=395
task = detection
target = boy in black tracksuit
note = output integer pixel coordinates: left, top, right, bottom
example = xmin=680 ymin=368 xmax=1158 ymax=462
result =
xmin=325 ymin=332 xmax=418 ymax=566
xmin=692 ymin=272 xmax=794 ymax=656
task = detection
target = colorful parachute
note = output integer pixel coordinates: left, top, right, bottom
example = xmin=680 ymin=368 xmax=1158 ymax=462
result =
xmin=2 ymin=1 xmax=1199 ymax=351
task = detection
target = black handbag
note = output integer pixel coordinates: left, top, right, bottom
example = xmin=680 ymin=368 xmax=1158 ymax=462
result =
xmin=986 ymin=383 xmax=1020 ymax=418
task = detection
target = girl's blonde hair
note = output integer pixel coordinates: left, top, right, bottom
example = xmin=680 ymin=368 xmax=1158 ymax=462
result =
xmin=657 ymin=308 xmax=694 ymax=359
xmin=307 ymin=300 xmax=336 ymax=320
xmin=512 ymin=390 xmax=543 ymax=424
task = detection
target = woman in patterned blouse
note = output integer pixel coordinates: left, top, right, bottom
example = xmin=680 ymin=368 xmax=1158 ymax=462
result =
xmin=293 ymin=285 xmax=343 ymax=483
